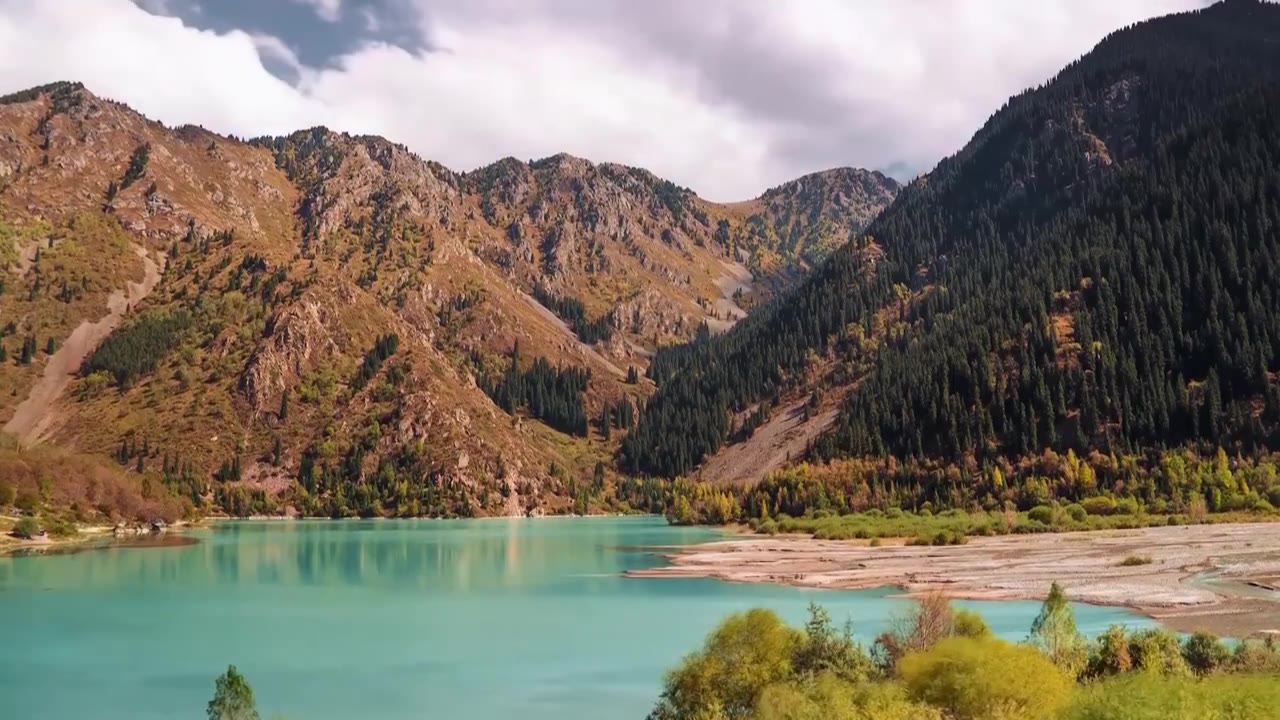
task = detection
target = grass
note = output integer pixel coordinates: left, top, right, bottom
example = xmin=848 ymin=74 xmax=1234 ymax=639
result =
xmin=1065 ymin=673 xmax=1280 ymax=720
xmin=1118 ymin=555 xmax=1154 ymax=566
xmin=750 ymin=506 xmax=1278 ymax=542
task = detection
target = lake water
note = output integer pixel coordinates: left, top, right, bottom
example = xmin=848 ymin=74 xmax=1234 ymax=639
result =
xmin=0 ymin=517 xmax=1151 ymax=720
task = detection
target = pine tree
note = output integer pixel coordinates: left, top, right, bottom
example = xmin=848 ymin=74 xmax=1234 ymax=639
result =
xmin=206 ymin=665 xmax=259 ymax=720
xmin=1027 ymin=582 xmax=1087 ymax=676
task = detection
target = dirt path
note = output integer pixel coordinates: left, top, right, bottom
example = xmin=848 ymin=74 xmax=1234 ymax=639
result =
xmin=629 ymin=522 xmax=1280 ymax=637
xmin=3 ymin=244 xmax=163 ymax=444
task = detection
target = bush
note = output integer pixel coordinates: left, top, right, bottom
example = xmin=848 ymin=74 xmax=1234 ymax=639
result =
xmin=46 ymin=516 xmax=79 ymax=538
xmin=12 ymin=516 xmax=40 ymax=539
xmin=1065 ymin=673 xmax=1280 ymax=720
xmin=1118 ymin=555 xmax=1153 ymax=567
xmin=1115 ymin=497 xmax=1141 ymax=515
xmin=755 ymin=675 xmax=940 ymax=720
xmin=1081 ymin=497 xmax=1116 ymax=516
xmin=1127 ymin=628 xmax=1190 ymax=676
xmin=1065 ymin=503 xmax=1088 ymax=522
xmin=1181 ymin=631 xmax=1230 ymax=675
xmin=649 ymin=609 xmax=802 ymax=720
xmin=1229 ymin=639 xmax=1280 ymax=673
xmin=899 ymin=637 xmax=1071 ymax=720
xmin=952 ymin=610 xmax=992 ymax=639
xmin=0 ymin=479 xmax=14 ymax=507
xmin=1028 ymin=505 xmax=1055 ymax=525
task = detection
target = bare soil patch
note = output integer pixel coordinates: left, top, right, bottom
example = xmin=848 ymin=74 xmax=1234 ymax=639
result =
xmin=3 ymin=245 xmax=163 ymax=443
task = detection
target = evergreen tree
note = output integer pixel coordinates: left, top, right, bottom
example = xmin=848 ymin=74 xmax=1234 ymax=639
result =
xmin=1027 ymin=582 xmax=1087 ymax=676
xmin=206 ymin=665 xmax=258 ymax=720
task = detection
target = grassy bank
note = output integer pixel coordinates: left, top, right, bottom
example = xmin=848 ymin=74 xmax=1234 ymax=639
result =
xmin=749 ymin=505 xmax=1277 ymax=544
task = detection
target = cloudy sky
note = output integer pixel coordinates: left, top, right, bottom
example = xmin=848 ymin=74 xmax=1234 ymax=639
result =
xmin=0 ymin=0 xmax=1210 ymax=200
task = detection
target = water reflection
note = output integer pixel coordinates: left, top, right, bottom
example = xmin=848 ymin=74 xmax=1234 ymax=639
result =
xmin=0 ymin=518 xmax=1151 ymax=720
xmin=0 ymin=519 xmax=708 ymax=593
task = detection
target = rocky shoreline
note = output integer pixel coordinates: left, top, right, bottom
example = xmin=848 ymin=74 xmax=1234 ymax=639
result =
xmin=628 ymin=522 xmax=1280 ymax=638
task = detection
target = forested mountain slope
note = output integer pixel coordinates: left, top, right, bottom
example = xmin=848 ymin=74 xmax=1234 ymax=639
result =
xmin=624 ymin=0 xmax=1280 ymax=496
xmin=0 ymin=80 xmax=895 ymax=518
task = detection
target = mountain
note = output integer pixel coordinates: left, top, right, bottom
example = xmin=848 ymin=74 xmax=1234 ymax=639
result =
xmin=0 ymin=81 xmax=896 ymax=518
xmin=624 ymin=0 xmax=1280 ymax=499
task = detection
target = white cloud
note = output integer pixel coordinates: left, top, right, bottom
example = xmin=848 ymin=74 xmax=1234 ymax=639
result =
xmin=0 ymin=0 xmax=1209 ymax=200
xmin=291 ymin=0 xmax=340 ymax=23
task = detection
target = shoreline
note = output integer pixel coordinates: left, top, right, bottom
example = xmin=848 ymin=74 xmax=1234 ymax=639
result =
xmin=0 ymin=519 xmax=198 ymax=558
xmin=626 ymin=522 xmax=1280 ymax=638
xmin=0 ymin=513 xmax=666 ymax=556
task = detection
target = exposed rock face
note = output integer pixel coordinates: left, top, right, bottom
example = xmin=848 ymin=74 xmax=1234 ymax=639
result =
xmin=241 ymin=299 xmax=338 ymax=414
xmin=0 ymin=81 xmax=897 ymax=515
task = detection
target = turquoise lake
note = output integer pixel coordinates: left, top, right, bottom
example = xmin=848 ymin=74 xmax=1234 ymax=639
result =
xmin=0 ymin=517 xmax=1151 ymax=719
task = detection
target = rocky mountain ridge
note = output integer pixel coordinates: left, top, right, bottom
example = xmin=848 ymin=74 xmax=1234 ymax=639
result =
xmin=0 ymin=81 xmax=897 ymax=517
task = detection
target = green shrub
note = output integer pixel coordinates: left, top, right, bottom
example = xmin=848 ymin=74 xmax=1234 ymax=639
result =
xmin=1181 ymin=631 xmax=1230 ymax=675
xmin=1065 ymin=673 xmax=1280 ymax=720
xmin=46 ymin=517 xmax=79 ymax=538
xmin=1065 ymin=503 xmax=1088 ymax=522
xmin=1028 ymin=505 xmax=1055 ymax=524
xmin=1128 ymin=628 xmax=1191 ymax=676
xmin=649 ymin=609 xmax=802 ymax=720
xmin=755 ymin=675 xmax=940 ymax=720
xmin=1081 ymin=497 xmax=1116 ymax=516
xmin=1115 ymin=497 xmax=1141 ymax=515
xmin=12 ymin=516 xmax=40 ymax=539
xmin=899 ymin=637 xmax=1072 ymax=720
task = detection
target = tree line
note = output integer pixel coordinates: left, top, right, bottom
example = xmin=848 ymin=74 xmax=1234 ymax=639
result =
xmin=622 ymin=1 xmax=1280 ymax=487
xmin=650 ymin=583 xmax=1280 ymax=720
xmin=478 ymin=343 xmax=591 ymax=437
xmin=81 ymin=309 xmax=191 ymax=387
xmin=532 ymin=283 xmax=615 ymax=344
